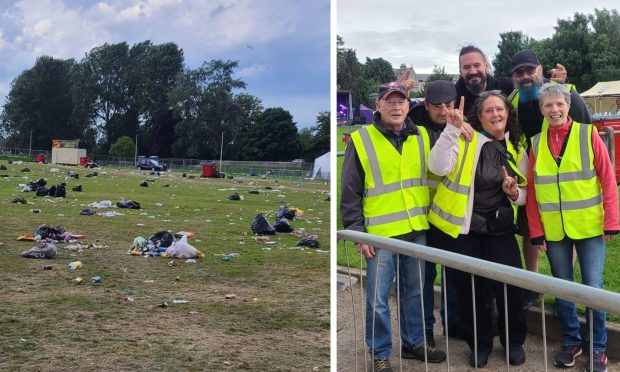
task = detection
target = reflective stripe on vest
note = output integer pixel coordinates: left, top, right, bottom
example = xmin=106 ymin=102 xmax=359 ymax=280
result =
xmin=350 ymin=125 xmax=430 ymax=237
xmin=428 ymin=133 xmax=525 ymax=238
xmin=531 ymin=122 xmax=603 ymax=241
xmin=428 ymin=133 xmax=476 ymax=238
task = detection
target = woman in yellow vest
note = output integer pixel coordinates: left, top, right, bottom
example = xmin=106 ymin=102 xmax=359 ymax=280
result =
xmin=428 ymin=92 xmax=528 ymax=368
xmin=526 ymin=83 xmax=619 ymax=371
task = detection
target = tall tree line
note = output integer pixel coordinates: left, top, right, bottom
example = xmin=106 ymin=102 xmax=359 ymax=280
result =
xmin=0 ymin=40 xmax=328 ymax=162
xmin=493 ymin=8 xmax=620 ymax=92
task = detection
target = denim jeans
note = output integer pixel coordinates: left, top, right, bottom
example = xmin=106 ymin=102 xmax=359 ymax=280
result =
xmin=546 ymin=236 xmax=607 ymax=351
xmin=365 ymin=232 xmax=426 ymax=359
xmin=423 ymin=261 xmax=459 ymax=330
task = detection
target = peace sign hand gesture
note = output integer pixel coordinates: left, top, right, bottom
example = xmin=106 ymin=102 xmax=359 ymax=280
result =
xmin=442 ymin=96 xmax=465 ymax=129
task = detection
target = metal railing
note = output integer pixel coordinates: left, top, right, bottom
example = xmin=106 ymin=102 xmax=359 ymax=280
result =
xmin=338 ymin=230 xmax=620 ymax=371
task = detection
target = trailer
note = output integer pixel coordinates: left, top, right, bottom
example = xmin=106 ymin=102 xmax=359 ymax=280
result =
xmin=51 ymin=139 xmax=86 ymax=165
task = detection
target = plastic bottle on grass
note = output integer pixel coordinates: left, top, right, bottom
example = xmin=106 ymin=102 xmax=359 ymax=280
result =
xmin=68 ymin=261 xmax=82 ymax=270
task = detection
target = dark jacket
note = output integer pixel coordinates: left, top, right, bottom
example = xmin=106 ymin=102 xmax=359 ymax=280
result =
xmin=455 ymin=75 xmax=514 ymax=117
xmin=515 ymin=80 xmax=592 ymax=147
xmin=340 ymin=113 xmax=424 ymax=239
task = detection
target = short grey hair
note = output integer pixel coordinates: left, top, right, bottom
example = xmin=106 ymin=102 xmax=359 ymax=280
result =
xmin=538 ymin=83 xmax=571 ymax=108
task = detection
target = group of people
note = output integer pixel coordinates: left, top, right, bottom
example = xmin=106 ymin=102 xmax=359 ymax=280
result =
xmin=341 ymin=46 xmax=618 ymax=372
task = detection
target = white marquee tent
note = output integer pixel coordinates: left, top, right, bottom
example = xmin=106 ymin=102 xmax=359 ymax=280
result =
xmin=581 ymin=81 xmax=620 ymax=115
xmin=311 ymin=152 xmax=330 ymax=180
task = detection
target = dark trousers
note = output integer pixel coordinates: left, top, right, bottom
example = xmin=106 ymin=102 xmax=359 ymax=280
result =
xmin=429 ymin=225 xmax=527 ymax=353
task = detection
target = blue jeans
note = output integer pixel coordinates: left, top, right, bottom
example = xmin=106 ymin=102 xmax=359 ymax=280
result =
xmin=365 ymin=232 xmax=426 ymax=359
xmin=423 ymin=261 xmax=459 ymax=330
xmin=546 ymin=236 xmax=607 ymax=351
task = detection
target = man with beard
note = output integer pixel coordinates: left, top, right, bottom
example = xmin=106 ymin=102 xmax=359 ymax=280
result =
xmin=508 ymin=49 xmax=591 ymax=309
xmin=456 ymin=45 xmax=567 ymax=116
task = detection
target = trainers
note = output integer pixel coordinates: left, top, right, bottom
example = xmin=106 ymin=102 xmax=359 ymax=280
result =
xmin=554 ymin=344 xmax=582 ymax=367
xmin=373 ymin=358 xmax=393 ymax=372
xmin=425 ymin=329 xmax=435 ymax=348
xmin=509 ymin=345 xmax=526 ymax=366
xmin=584 ymin=351 xmax=607 ymax=372
xmin=402 ymin=344 xmax=446 ymax=363
xmin=469 ymin=350 xmax=490 ymax=368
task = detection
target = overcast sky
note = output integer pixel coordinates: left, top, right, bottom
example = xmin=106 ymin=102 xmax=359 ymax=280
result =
xmin=0 ymin=0 xmax=329 ymax=128
xmin=338 ymin=0 xmax=618 ymax=76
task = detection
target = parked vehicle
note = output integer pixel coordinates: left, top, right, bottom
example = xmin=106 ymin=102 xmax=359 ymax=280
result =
xmin=137 ymin=156 xmax=167 ymax=171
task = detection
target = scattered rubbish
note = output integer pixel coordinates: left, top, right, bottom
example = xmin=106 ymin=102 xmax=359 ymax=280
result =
xmin=117 ymin=199 xmax=141 ymax=209
xmin=68 ymin=261 xmax=82 ymax=270
xmin=163 ymin=235 xmax=204 ymax=259
xmin=175 ymin=231 xmax=194 ymax=238
xmin=85 ymin=172 xmax=98 ymax=177
xmin=248 ymin=190 xmax=259 ymax=194
xmin=227 ymin=193 xmax=241 ymax=201
xmin=96 ymin=211 xmax=123 ymax=217
xmin=276 ymin=206 xmax=296 ymax=220
xmin=144 ymin=280 xmax=154 ymax=283
xmin=12 ymin=197 xmax=28 ymax=204
xmin=172 ymin=300 xmax=188 ymax=304
xmin=73 ymin=277 xmax=83 ymax=285
xmin=124 ymin=295 xmax=134 ymax=302
xmin=274 ymin=218 xmax=294 ymax=233
xmin=297 ymin=235 xmax=320 ymax=248
xmin=36 ymin=225 xmax=68 ymax=241
xmin=184 ymin=258 xmax=196 ymax=264
xmin=16 ymin=233 xmax=35 ymax=241
xmin=251 ymin=213 xmax=275 ymax=235
xmin=224 ymin=294 xmax=237 ymax=299
xmin=72 ymin=184 xmax=83 ymax=192
xmin=140 ymin=180 xmax=148 ymax=187
xmin=158 ymin=302 xmax=169 ymax=308
xmin=30 ymin=209 xmax=41 ymax=213
xmin=222 ymin=255 xmax=230 ymax=262
xmin=21 ymin=241 xmax=57 ymax=259
xmin=88 ymin=200 xmax=112 ymax=209
xmin=21 ymin=167 xmax=31 ymax=172
xmin=80 ymin=209 xmax=96 ymax=216
xmin=67 ymin=171 xmax=79 ymax=179
xmin=41 ymin=264 xmax=53 ymax=270
xmin=92 ymin=275 xmax=101 ymax=283
xmin=168 ymin=260 xmax=175 ymax=267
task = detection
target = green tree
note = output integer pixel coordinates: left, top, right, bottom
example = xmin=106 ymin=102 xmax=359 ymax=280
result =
xmin=363 ymin=57 xmax=396 ymax=84
xmin=300 ymin=111 xmax=330 ymax=161
xmin=1 ymin=56 xmax=80 ymax=149
xmin=337 ymin=36 xmax=374 ymax=114
xmin=235 ymin=107 xmax=301 ymax=161
xmin=108 ymin=135 xmax=136 ymax=157
xmin=420 ymin=65 xmax=453 ymax=97
xmin=493 ymin=31 xmax=531 ymax=78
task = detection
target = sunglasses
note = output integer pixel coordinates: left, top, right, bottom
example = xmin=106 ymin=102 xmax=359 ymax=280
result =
xmin=478 ymin=89 xmax=503 ymax=98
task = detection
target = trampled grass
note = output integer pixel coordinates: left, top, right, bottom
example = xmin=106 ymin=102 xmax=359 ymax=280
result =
xmin=0 ymin=161 xmax=330 ymax=371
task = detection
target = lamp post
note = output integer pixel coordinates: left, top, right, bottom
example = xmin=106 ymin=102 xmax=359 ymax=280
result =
xmin=219 ymin=132 xmax=224 ymax=172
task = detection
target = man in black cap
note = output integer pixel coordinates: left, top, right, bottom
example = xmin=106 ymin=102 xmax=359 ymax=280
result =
xmin=408 ymin=80 xmax=466 ymax=344
xmin=508 ymin=49 xmax=591 ymax=309
xmin=455 ymin=45 xmax=567 ymax=117
xmin=341 ymin=82 xmax=446 ymax=371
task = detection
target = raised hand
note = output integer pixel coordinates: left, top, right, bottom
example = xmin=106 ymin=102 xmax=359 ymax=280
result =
xmin=398 ymin=69 xmax=417 ymax=93
xmin=501 ymin=165 xmax=519 ymax=201
xmin=550 ymin=63 xmax=567 ymax=84
xmin=442 ymin=96 xmax=465 ymax=129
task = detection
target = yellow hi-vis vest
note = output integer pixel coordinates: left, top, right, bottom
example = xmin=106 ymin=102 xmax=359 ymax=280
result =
xmin=531 ymin=121 xmax=603 ymax=241
xmin=428 ymin=132 xmax=526 ymax=238
xmin=350 ymin=124 xmax=430 ymax=237
xmin=509 ymin=83 xmax=576 ymax=134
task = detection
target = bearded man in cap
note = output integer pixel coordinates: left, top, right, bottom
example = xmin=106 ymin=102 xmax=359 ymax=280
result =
xmin=341 ymin=82 xmax=446 ymax=371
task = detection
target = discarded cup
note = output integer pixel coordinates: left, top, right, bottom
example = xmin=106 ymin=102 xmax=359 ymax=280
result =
xmin=172 ymin=300 xmax=188 ymax=304
xmin=92 ymin=275 xmax=101 ymax=283
xmin=222 ymin=255 xmax=230 ymax=262
xmin=41 ymin=264 xmax=53 ymax=270
xmin=68 ymin=261 xmax=82 ymax=270
xmin=30 ymin=209 xmax=41 ymax=213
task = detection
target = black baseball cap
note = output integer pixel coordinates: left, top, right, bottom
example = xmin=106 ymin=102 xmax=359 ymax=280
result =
xmin=377 ymin=82 xmax=408 ymax=100
xmin=511 ymin=49 xmax=540 ymax=73
xmin=425 ymin=80 xmax=456 ymax=105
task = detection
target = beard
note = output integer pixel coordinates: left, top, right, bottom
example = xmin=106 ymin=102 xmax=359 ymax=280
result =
xmin=465 ymin=72 xmax=485 ymax=95
xmin=516 ymin=75 xmax=543 ymax=102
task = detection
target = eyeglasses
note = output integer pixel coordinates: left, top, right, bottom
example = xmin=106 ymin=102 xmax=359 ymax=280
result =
xmin=513 ymin=66 xmax=536 ymax=77
xmin=478 ymin=89 xmax=503 ymax=98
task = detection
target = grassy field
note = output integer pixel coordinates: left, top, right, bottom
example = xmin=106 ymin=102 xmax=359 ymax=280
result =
xmin=335 ymin=125 xmax=620 ymax=320
xmin=0 ymin=161 xmax=330 ymax=371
